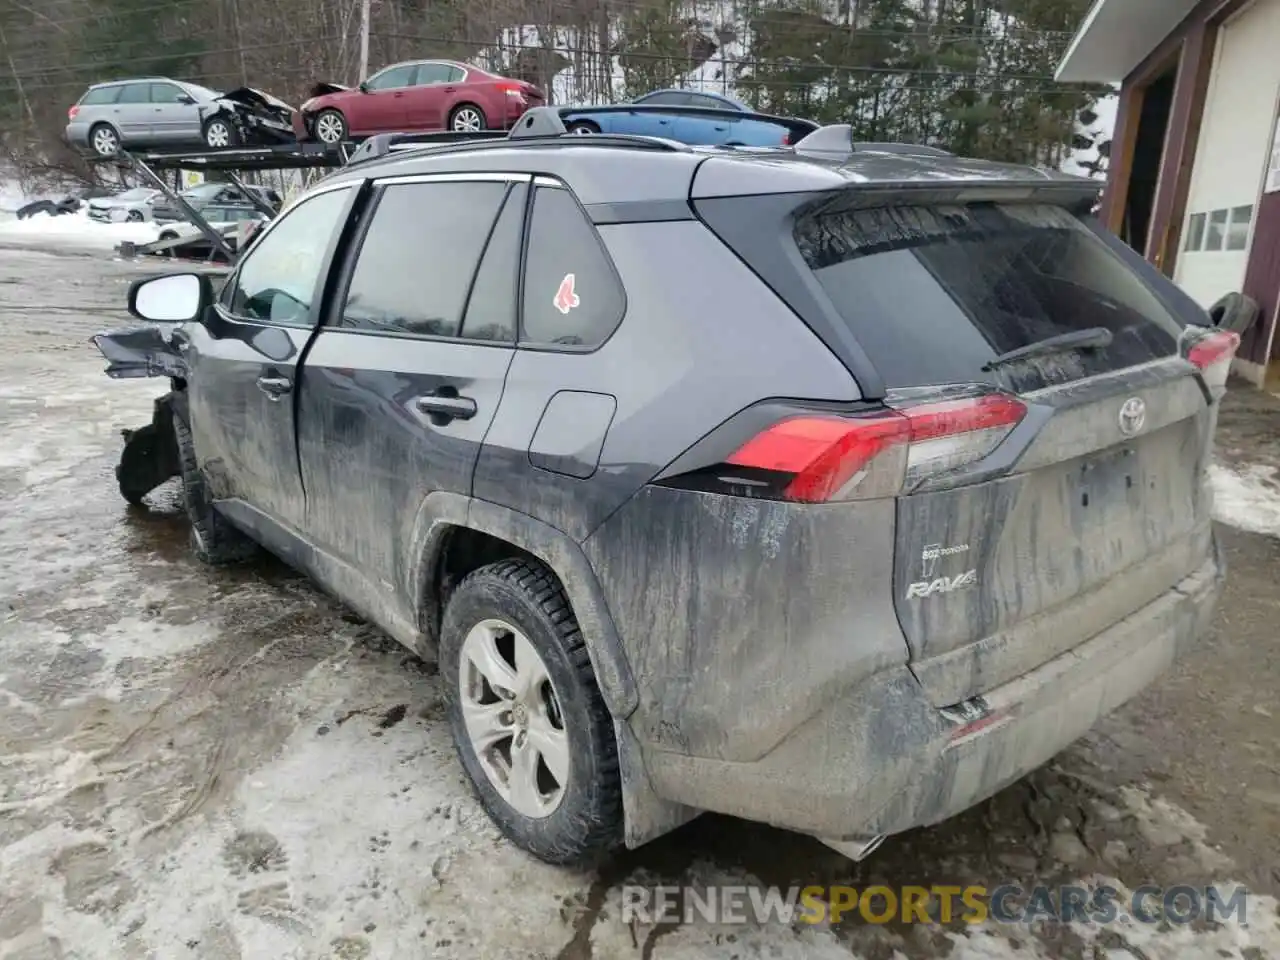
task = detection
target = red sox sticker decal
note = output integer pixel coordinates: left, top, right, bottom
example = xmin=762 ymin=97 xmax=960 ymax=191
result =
xmin=553 ymin=273 xmax=580 ymax=315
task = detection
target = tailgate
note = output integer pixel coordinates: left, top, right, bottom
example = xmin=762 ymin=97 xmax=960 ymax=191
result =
xmin=785 ymin=197 xmax=1229 ymax=705
xmin=894 ymin=361 xmax=1216 ymax=705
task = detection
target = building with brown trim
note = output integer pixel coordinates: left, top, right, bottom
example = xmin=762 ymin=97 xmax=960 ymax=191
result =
xmin=1058 ymin=0 xmax=1280 ymax=388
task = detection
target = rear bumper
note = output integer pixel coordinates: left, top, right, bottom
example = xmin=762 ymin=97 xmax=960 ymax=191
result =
xmin=640 ymin=541 xmax=1224 ymax=841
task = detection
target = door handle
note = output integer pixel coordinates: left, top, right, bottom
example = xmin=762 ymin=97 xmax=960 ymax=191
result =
xmin=414 ymin=392 xmax=477 ymax=421
xmin=256 ymin=375 xmax=292 ymax=400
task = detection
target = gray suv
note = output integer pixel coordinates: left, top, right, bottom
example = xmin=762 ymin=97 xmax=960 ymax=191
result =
xmin=116 ymin=114 xmax=1233 ymax=866
xmin=67 ymin=78 xmax=224 ymax=156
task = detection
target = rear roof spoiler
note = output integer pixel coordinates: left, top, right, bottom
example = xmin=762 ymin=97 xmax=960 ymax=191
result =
xmin=793 ymin=124 xmax=952 ymax=158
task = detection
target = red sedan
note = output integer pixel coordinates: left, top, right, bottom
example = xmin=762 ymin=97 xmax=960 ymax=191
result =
xmin=296 ymin=60 xmax=546 ymax=143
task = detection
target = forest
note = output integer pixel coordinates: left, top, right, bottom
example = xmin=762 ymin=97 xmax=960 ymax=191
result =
xmin=0 ymin=0 xmax=1110 ymax=176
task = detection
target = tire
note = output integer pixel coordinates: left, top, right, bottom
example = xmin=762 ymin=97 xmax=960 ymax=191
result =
xmin=116 ymin=424 xmax=164 ymax=506
xmin=312 ymin=109 xmax=347 ymax=145
xmin=172 ymin=412 xmax=257 ymax=565
xmin=1207 ymin=292 xmax=1260 ymax=335
xmin=449 ymin=103 xmax=487 ymax=133
xmin=203 ymin=117 xmax=239 ymax=150
xmin=440 ymin=559 xmax=622 ymax=865
xmin=126 ymin=209 xmax=144 ymax=223
xmin=567 ymin=120 xmax=600 ymax=135
xmin=89 ymin=123 xmax=120 ymax=157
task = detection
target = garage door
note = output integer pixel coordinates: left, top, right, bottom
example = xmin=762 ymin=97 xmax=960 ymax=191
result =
xmin=1174 ymin=0 xmax=1280 ymax=308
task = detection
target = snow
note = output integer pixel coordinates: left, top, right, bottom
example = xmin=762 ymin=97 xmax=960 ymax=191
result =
xmin=1062 ymin=91 xmax=1118 ymax=180
xmin=0 ymin=207 xmax=158 ymax=253
xmin=1210 ymin=462 xmax=1280 ymax=537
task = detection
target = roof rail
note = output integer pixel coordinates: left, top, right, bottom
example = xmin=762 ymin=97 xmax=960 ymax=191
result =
xmin=343 ymin=106 xmax=692 ymax=166
xmin=794 ymin=125 xmax=953 ymax=158
xmin=854 ymin=141 xmax=953 ymax=157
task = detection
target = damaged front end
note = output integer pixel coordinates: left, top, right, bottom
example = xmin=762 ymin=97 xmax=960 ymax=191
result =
xmin=203 ymin=87 xmax=298 ymax=146
xmin=92 ymin=326 xmax=188 ymax=505
xmin=92 ymin=325 xmax=187 ymax=380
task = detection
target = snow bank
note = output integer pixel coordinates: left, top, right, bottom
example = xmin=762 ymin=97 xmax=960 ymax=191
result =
xmin=1210 ymin=462 xmax=1280 ymax=538
xmin=0 ymin=207 xmax=158 ymax=253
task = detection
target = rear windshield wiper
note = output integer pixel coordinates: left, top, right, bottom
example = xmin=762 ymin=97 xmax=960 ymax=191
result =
xmin=982 ymin=327 xmax=1113 ymax=371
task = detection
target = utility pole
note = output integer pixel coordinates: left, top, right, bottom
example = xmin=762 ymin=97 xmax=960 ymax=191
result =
xmin=358 ymin=0 xmax=371 ymax=83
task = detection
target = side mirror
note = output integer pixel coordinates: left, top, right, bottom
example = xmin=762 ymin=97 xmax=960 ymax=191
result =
xmin=128 ymin=273 xmax=214 ymax=323
xmin=176 ymin=95 xmax=196 ymax=105
xmin=358 ymin=81 xmax=370 ymax=93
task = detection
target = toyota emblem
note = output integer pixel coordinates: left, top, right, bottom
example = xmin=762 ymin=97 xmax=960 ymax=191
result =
xmin=1118 ymin=397 xmax=1146 ymax=436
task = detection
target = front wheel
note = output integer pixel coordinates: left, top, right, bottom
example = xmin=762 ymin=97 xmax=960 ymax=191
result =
xmin=173 ymin=412 xmax=258 ymax=564
xmin=312 ymin=109 xmax=347 ymax=145
xmin=203 ymin=117 xmax=239 ymax=150
xmin=449 ymin=103 xmax=487 ymax=132
xmin=440 ymin=559 xmax=622 ymax=865
xmin=567 ymin=120 xmax=600 ymax=135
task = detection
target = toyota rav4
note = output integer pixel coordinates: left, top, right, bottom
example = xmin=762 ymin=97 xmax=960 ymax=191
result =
xmin=109 ymin=111 xmax=1233 ymax=866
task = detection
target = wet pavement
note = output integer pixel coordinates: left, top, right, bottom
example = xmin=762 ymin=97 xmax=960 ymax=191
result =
xmin=1 ymin=247 xmax=1279 ymax=959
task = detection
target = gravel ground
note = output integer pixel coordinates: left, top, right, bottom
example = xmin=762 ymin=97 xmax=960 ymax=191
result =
xmin=1 ymin=247 xmax=1279 ymax=960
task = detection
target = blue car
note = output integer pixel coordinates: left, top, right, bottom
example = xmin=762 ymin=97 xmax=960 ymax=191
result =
xmin=560 ymin=89 xmax=816 ymax=146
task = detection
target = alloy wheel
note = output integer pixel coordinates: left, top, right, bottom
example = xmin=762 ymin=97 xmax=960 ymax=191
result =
xmin=92 ymin=127 xmax=119 ymax=156
xmin=205 ymin=121 xmax=231 ymax=148
xmin=452 ymin=108 xmax=483 ymax=132
xmin=315 ymin=113 xmax=344 ymax=144
xmin=458 ymin=618 xmax=569 ymax=819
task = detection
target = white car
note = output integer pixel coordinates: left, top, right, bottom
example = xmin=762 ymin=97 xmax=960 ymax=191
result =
xmin=153 ymin=204 xmax=269 ymax=259
xmin=87 ymin=187 xmax=162 ymax=223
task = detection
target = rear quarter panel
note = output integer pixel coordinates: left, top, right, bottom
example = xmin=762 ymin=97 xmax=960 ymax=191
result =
xmin=473 ymin=217 xmax=860 ymax=541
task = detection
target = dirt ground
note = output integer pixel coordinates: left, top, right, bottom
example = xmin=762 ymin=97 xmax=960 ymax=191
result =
xmin=1 ymin=246 xmax=1279 ymax=960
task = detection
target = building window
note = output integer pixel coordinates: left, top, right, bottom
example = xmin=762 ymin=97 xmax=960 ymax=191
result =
xmin=1226 ymin=205 xmax=1254 ymax=251
xmin=1185 ymin=213 xmax=1206 ymax=252
xmin=1205 ymin=209 xmax=1229 ymax=251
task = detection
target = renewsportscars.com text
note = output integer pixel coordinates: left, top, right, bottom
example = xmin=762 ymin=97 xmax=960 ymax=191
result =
xmin=621 ymin=883 xmax=1250 ymax=927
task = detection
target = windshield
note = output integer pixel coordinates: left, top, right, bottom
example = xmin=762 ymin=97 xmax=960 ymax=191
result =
xmin=185 ymin=84 xmax=219 ymax=99
xmin=794 ymin=202 xmax=1182 ymax=391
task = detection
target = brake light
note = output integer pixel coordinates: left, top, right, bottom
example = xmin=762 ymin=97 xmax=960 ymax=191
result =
xmin=782 ymin=132 xmax=792 ymax=145
xmin=722 ymin=392 xmax=1026 ymax=502
xmin=496 ymin=81 xmax=526 ymax=98
xmin=68 ymin=105 xmax=79 ymax=121
xmin=1184 ymin=328 xmax=1240 ymax=391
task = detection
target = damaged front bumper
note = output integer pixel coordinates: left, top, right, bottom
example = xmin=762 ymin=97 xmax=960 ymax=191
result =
xmin=203 ymin=87 xmax=298 ymax=146
xmin=92 ymin=326 xmax=187 ymax=380
xmin=637 ymin=540 xmax=1225 ymax=845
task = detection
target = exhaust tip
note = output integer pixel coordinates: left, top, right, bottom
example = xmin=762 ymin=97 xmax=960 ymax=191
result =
xmin=816 ymin=834 xmax=887 ymax=862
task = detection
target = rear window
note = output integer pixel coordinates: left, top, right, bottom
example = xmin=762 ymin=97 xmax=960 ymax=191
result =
xmin=794 ymin=202 xmax=1182 ymax=391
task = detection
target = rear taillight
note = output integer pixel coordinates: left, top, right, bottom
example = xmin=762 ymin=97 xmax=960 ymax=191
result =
xmin=1183 ymin=328 xmax=1240 ymax=392
xmin=68 ymin=105 xmax=79 ymax=121
xmin=708 ymin=390 xmax=1026 ymax=503
xmin=782 ymin=132 xmax=792 ymax=146
xmin=496 ymin=81 xmax=526 ymax=99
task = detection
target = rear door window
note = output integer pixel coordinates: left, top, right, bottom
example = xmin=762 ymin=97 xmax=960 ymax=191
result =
xmin=116 ymin=84 xmax=151 ymax=104
xmin=80 ymin=86 xmax=121 ymax=106
xmin=414 ymin=63 xmax=454 ymax=85
xmin=794 ymin=202 xmax=1182 ymax=390
xmin=520 ymin=185 xmax=625 ymax=348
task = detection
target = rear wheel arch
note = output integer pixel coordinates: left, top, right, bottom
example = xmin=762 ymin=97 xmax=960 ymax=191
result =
xmin=408 ymin=494 xmax=637 ymax=718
